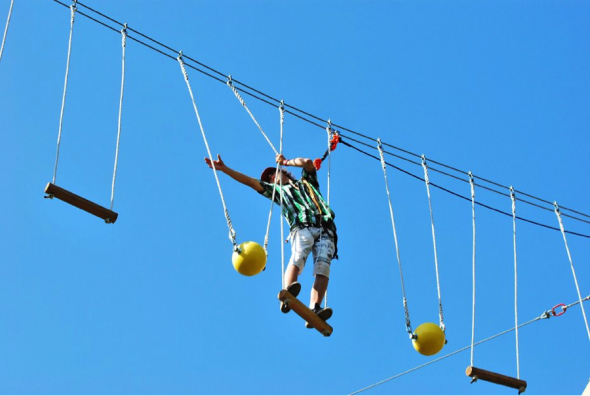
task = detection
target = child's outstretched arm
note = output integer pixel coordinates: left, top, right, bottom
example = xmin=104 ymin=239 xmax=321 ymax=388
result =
xmin=204 ymin=154 xmax=265 ymax=193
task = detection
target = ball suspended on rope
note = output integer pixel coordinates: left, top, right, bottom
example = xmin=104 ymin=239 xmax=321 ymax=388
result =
xmin=412 ymin=322 xmax=446 ymax=356
xmin=232 ymin=241 xmax=267 ymax=276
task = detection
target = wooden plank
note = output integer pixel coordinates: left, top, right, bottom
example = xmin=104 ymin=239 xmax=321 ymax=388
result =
xmin=45 ymin=183 xmax=118 ymax=223
xmin=277 ymin=289 xmax=333 ymax=337
xmin=466 ymin=366 xmax=527 ymax=393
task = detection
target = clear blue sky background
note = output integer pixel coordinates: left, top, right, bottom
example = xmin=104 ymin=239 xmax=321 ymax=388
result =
xmin=1 ymin=0 xmax=589 ymax=394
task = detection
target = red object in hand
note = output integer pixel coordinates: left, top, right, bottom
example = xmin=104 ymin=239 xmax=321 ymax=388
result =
xmin=313 ymin=158 xmax=322 ymax=170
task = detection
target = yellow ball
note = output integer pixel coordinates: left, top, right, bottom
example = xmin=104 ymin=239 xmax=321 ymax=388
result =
xmin=232 ymin=241 xmax=267 ymax=276
xmin=412 ymin=322 xmax=446 ymax=356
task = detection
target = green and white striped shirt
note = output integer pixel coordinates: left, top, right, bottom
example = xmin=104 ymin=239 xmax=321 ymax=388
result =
xmin=259 ymin=168 xmax=336 ymax=231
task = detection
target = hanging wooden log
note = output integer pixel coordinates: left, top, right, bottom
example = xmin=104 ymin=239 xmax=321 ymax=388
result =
xmin=277 ymin=289 xmax=333 ymax=337
xmin=45 ymin=183 xmax=118 ymax=223
xmin=466 ymin=366 xmax=527 ymax=394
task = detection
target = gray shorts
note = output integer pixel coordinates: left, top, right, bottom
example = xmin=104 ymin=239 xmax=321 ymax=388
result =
xmin=288 ymin=226 xmax=335 ymax=278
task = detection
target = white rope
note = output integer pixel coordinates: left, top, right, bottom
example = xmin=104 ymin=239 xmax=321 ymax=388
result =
xmin=263 ymin=101 xmax=284 ymax=253
xmin=324 ymin=120 xmax=333 ymax=308
xmin=421 ymin=155 xmax=445 ymax=332
xmin=109 ymin=24 xmax=127 ymax=212
xmin=227 ymin=76 xmax=278 ymax=155
xmin=52 ymin=2 xmax=77 ymax=185
xmin=510 ymin=186 xmax=521 ymax=379
xmin=378 ymin=139 xmax=412 ymax=335
xmin=350 ymin=314 xmax=546 ymax=395
xmin=177 ymin=53 xmax=239 ymax=251
xmin=468 ymin=171 xmax=476 ymax=367
xmin=0 ymin=0 xmax=14 ymax=63
xmin=326 ymin=120 xmax=332 ymax=205
xmin=351 ymin=296 xmax=590 ymax=395
xmin=554 ymin=201 xmax=590 ymax=342
xmin=261 ymin=102 xmax=285 ymax=286
xmin=279 ymin=102 xmax=285 ymax=288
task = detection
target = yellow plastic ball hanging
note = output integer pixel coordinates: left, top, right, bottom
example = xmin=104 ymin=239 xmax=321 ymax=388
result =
xmin=232 ymin=241 xmax=267 ymax=276
xmin=412 ymin=322 xmax=445 ymax=356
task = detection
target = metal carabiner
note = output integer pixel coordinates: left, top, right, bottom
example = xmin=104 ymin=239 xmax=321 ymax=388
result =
xmin=551 ymin=303 xmax=567 ymax=317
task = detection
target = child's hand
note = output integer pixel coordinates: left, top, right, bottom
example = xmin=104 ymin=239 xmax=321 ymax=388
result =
xmin=204 ymin=154 xmax=226 ymax=172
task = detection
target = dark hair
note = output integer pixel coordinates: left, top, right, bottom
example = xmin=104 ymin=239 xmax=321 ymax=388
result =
xmin=260 ymin=167 xmax=296 ymax=183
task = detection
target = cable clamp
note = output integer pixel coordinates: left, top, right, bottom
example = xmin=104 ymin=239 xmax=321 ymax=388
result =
xmin=540 ymin=310 xmax=552 ymax=320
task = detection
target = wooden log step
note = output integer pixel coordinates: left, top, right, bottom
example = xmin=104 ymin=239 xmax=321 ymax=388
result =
xmin=45 ymin=182 xmax=118 ymax=223
xmin=277 ymin=289 xmax=333 ymax=337
xmin=466 ymin=366 xmax=527 ymax=394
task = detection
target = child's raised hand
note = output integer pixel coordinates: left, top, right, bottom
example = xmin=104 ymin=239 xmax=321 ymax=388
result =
xmin=204 ymin=154 xmax=226 ymax=172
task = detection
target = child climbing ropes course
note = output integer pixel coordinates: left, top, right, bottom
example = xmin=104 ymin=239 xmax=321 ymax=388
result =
xmin=204 ymin=153 xmax=338 ymax=328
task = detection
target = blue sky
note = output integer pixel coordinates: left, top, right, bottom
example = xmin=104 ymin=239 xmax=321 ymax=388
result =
xmin=1 ymin=0 xmax=589 ymax=394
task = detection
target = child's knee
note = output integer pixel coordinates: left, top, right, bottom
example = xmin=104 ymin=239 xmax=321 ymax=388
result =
xmin=314 ymin=261 xmax=331 ymax=278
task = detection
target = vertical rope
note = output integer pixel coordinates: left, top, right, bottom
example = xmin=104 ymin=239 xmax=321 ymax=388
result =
xmin=263 ymin=162 xmax=280 ymax=254
xmin=52 ymin=1 xmax=77 ymax=185
xmin=262 ymin=102 xmax=284 ymax=286
xmin=0 ymin=0 xmax=14 ymax=63
xmin=421 ymin=155 xmax=445 ymax=332
xmin=469 ymin=171 xmax=476 ymax=367
xmin=326 ymin=120 xmax=332 ymax=205
xmin=227 ymin=76 xmax=278 ymax=155
xmin=378 ymin=139 xmax=413 ymax=336
xmin=279 ymin=101 xmax=285 ymax=288
xmin=510 ymin=186 xmax=521 ymax=379
xmin=177 ymin=53 xmax=239 ymax=251
xmin=110 ymin=23 xmax=127 ymax=213
xmin=554 ymin=202 xmax=590 ymax=342
xmin=324 ymin=120 xmax=332 ymax=308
